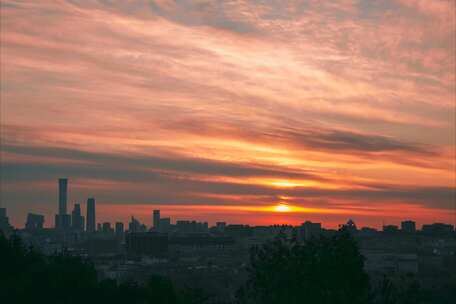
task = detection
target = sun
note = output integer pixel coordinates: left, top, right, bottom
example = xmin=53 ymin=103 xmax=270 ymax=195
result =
xmin=274 ymin=204 xmax=291 ymax=212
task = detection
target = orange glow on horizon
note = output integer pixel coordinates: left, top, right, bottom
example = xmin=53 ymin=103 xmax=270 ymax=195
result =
xmin=273 ymin=204 xmax=292 ymax=212
xmin=2 ymin=1 xmax=455 ymax=229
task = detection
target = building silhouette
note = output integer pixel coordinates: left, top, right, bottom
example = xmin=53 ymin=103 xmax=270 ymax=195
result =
xmin=216 ymin=222 xmax=226 ymax=233
xmin=71 ymin=203 xmax=85 ymax=231
xmin=383 ymin=224 xmax=399 ymax=233
xmin=55 ymin=178 xmax=71 ymax=230
xmin=153 ymin=210 xmax=160 ymax=231
xmin=25 ymin=213 xmax=45 ymax=231
xmin=115 ymin=222 xmax=124 ymax=239
xmin=129 ymin=216 xmax=145 ymax=233
xmin=340 ymin=219 xmax=357 ymax=234
xmin=422 ymin=223 xmax=454 ymax=234
xmin=126 ymin=232 xmax=168 ymax=257
xmin=86 ymin=198 xmax=96 ymax=233
xmin=159 ymin=217 xmax=171 ymax=233
xmin=102 ymin=222 xmax=114 ymax=235
xmin=401 ymin=220 xmax=416 ymax=233
xmin=59 ymin=178 xmax=67 ymax=215
xmin=299 ymin=221 xmax=322 ymax=241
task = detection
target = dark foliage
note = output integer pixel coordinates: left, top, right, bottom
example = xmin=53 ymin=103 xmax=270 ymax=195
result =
xmin=370 ymin=274 xmax=421 ymax=304
xmin=237 ymin=231 xmax=370 ymax=304
xmin=0 ymin=233 xmax=177 ymax=304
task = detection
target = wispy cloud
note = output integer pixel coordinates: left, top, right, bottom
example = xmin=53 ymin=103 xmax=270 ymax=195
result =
xmin=1 ymin=0 xmax=454 ymax=227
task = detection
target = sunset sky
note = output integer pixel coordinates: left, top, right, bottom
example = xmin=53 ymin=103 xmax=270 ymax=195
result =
xmin=1 ymin=0 xmax=455 ymax=229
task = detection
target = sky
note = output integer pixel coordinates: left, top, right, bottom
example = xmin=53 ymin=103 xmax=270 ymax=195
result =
xmin=1 ymin=0 xmax=455 ymax=229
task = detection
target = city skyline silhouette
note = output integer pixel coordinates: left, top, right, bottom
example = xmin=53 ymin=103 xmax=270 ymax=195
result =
xmin=1 ymin=2 xmax=455 ymax=303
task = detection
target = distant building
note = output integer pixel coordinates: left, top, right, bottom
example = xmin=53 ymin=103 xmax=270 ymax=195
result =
xmin=216 ymin=222 xmax=226 ymax=233
xmin=86 ymin=198 xmax=96 ymax=233
xmin=115 ymin=222 xmax=124 ymax=239
xmin=84 ymin=237 xmax=119 ymax=256
xmin=176 ymin=220 xmax=209 ymax=233
xmin=55 ymin=178 xmax=71 ymax=230
xmin=383 ymin=225 xmax=399 ymax=233
xmin=129 ymin=217 xmax=146 ymax=233
xmin=159 ymin=217 xmax=171 ymax=233
xmin=364 ymin=252 xmax=418 ymax=274
xmin=55 ymin=214 xmax=71 ymax=231
xmin=25 ymin=213 xmax=45 ymax=231
xmin=71 ymin=203 xmax=85 ymax=232
xmin=340 ymin=219 xmax=357 ymax=234
xmin=153 ymin=210 xmax=160 ymax=230
xmin=225 ymin=224 xmax=252 ymax=238
xmin=126 ymin=232 xmax=168 ymax=257
xmin=299 ymin=221 xmax=322 ymax=241
xmin=359 ymin=227 xmax=378 ymax=236
xmin=422 ymin=223 xmax=454 ymax=235
xmin=102 ymin=222 xmax=114 ymax=235
xmin=58 ymin=178 xmax=68 ymax=215
xmin=401 ymin=220 xmax=416 ymax=233
xmin=169 ymin=235 xmax=235 ymax=247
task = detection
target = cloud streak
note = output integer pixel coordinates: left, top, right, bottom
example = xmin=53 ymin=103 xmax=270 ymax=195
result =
xmin=1 ymin=0 xmax=454 ymax=227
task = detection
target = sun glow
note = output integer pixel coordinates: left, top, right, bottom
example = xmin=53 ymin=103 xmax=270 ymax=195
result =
xmin=273 ymin=204 xmax=292 ymax=212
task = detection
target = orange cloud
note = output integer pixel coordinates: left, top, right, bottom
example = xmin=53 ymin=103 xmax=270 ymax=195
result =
xmin=1 ymin=0 xmax=454 ymax=228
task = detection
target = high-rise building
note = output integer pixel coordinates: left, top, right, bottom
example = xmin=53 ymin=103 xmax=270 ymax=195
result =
xmin=401 ymin=220 xmax=416 ymax=233
xmin=25 ymin=213 xmax=45 ymax=231
xmin=59 ymin=178 xmax=68 ymax=215
xmin=153 ymin=210 xmax=160 ymax=230
xmin=128 ymin=217 xmax=147 ymax=233
xmin=71 ymin=203 xmax=85 ymax=231
xmin=86 ymin=198 xmax=96 ymax=233
xmin=115 ymin=222 xmax=124 ymax=238
xmin=55 ymin=214 xmax=71 ymax=230
xmin=55 ymin=178 xmax=71 ymax=230
xmin=129 ymin=216 xmax=141 ymax=233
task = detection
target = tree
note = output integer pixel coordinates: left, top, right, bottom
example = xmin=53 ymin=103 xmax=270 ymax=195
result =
xmin=370 ymin=274 xmax=421 ymax=304
xmin=237 ymin=231 xmax=369 ymax=304
xmin=0 ymin=233 xmax=180 ymax=304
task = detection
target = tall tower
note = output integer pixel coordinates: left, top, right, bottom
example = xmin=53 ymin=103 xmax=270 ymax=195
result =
xmin=55 ymin=178 xmax=71 ymax=230
xmin=59 ymin=178 xmax=68 ymax=215
xmin=71 ymin=203 xmax=84 ymax=231
xmin=86 ymin=198 xmax=96 ymax=233
xmin=153 ymin=210 xmax=160 ymax=230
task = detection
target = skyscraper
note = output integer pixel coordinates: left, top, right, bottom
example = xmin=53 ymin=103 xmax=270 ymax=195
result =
xmin=86 ymin=198 xmax=96 ymax=233
xmin=71 ymin=203 xmax=84 ymax=231
xmin=59 ymin=178 xmax=68 ymax=215
xmin=55 ymin=178 xmax=71 ymax=230
xmin=153 ymin=210 xmax=160 ymax=230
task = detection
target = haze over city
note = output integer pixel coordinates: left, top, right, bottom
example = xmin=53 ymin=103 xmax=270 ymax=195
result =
xmin=1 ymin=0 xmax=455 ymax=229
